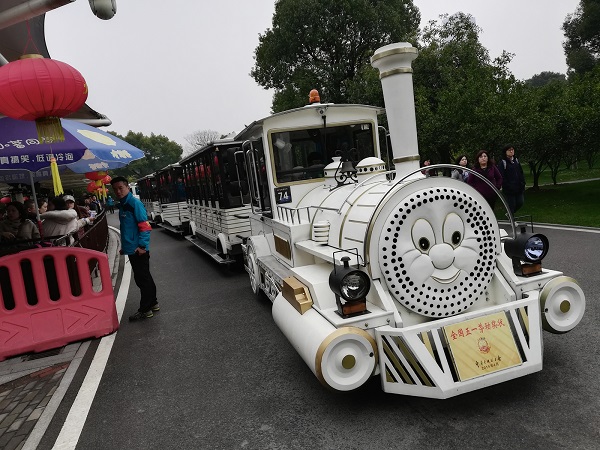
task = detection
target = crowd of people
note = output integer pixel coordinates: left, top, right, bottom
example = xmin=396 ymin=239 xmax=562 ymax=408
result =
xmin=0 ymin=193 xmax=111 ymax=254
xmin=422 ymin=145 xmax=526 ymax=214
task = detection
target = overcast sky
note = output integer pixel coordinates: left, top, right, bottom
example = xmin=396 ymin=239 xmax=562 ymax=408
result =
xmin=45 ymin=0 xmax=580 ymax=150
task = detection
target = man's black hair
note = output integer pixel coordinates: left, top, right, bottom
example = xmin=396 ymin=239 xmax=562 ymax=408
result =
xmin=110 ymin=176 xmax=129 ymax=185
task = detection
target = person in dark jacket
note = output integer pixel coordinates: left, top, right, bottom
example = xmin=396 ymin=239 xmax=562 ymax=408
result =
xmin=498 ymin=144 xmax=526 ymax=214
xmin=467 ymin=150 xmax=503 ymax=209
xmin=111 ymin=176 xmax=159 ymax=321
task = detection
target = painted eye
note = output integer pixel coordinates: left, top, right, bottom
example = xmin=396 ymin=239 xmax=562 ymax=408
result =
xmin=412 ymin=219 xmax=435 ymax=254
xmin=443 ymin=213 xmax=465 ymax=248
xmin=452 ymin=231 xmax=461 ymax=245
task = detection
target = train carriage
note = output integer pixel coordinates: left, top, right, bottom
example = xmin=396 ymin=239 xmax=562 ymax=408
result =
xmin=180 ymin=139 xmax=252 ymax=263
xmin=234 ymin=42 xmax=586 ymax=398
xmin=137 ymin=174 xmax=161 ymax=223
xmin=154 ymin=164 xmax=190 ymax=234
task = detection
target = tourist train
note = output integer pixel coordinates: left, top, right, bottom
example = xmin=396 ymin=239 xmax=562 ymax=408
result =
xmin=138 ymin=42 xmax=586 ymax=398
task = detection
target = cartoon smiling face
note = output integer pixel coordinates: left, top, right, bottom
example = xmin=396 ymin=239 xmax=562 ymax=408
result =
xmin=378 ymin=186 xmax=499 ymax=317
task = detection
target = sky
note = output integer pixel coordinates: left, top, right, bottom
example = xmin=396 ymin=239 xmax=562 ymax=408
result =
xmin=44 ymin=0 xmax=580 ymax=151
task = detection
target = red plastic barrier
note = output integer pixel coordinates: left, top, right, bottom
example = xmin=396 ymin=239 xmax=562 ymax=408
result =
xmin=0 ymin=247 xmax=119 ymax=361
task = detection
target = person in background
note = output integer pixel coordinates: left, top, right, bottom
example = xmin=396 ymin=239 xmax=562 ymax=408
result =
xmin=421 ymin=159 xmax=432 ymax=177
xmin=451 ymin=154 xmax=469 ymax=182
xmin=64 ymin=195 xmax=90 ymax=219
xmin=23 ymin=199 xmax=38 ymax=222
xmin=106 ymin=195 xmax=115 ymax=214
xmin=37 ymin=198 xmax=48 ymax=215
xmin=467 ymin=150 xmax=503 ymax=209
xmin=0 ymin=201 xmax=40 ymax=242
xmin=85 ymin=195 xmax=100 ymax=214
xmin=498 ymin=144 xmax=526 ymax=214
xmin=421 ymin=158 xmax=439 ymax=177
xmin=41 ymin=197 xmax=91 ymax=241
xmin=110 ymin=176 xmax=159 ymax=321
xmin=24 ymin=198 xmax=44 ymax=236
xmin=91 ymin=195 xmax=102 ymax=213
xmin=64 ymin=195 xmax=93 ymax=239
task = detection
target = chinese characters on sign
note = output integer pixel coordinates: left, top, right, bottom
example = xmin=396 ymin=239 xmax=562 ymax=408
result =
xmin=447 ymin=318 xmax=507 ymax=341
xmin=0 ymin=139 xmax=75 ymax=167
xmin=443 ymin=312 xmax=522 ymax=381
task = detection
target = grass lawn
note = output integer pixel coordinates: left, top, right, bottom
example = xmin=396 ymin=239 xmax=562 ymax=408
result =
xmin=495 ymin=179 xmax=600 ymax=227
xmin=525 ymin=165 xmax=600 ymax=186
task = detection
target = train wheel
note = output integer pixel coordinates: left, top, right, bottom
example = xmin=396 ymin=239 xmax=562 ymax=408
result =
xmin=246 ymin=243 xmax=261 ymax=296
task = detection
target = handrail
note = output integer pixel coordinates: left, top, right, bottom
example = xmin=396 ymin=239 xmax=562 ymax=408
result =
xmin=276 ymin=205 xmax=312 ymax=225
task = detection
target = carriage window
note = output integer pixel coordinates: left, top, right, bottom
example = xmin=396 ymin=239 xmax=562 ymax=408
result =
xmin=270 ymin=122 xmax=376 ymax=185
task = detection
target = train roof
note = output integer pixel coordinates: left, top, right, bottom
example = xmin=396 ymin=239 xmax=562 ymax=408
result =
xmin=179 ymin=137 xmax=244 ymax=164
xmin=155 ymin=163 xmax=181 ymax=174
xmin=235 ymin=102 xmax=384 ymax=141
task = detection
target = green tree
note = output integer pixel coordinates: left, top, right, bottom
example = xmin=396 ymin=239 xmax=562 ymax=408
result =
xmin=413 ymin=13 xmax=517 ymax=166
xmin=251 ymin=0 xmax=420 ymax=112
xmin=524 ymin=71 xmax=566 ymax=87
xmin=109 ymin=131 xmax=183 ymax=181
xmin=563 ymin=0 xmax=600 ymax=74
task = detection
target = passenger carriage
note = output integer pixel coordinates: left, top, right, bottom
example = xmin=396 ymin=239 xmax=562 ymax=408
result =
xmin=153 ymin=164 xmax=190 ymax=234
xmin=137 ymin=174 xmax=161 ymax=224
xmin=179 ymin=138 xmax=252 ymax=264
xmin=234 ymin=42 xmax=586 ymax=398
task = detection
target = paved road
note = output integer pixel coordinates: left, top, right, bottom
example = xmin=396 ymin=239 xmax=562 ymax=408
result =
xmin=15 ymin=216 xmax=600 ymax=449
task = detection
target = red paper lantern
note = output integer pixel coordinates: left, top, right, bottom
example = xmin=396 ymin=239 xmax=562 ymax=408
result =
xmin=0 ymin=197 xmax=11 ymax=204
xmin=0 ymin=55 xmax=88 ymax=121
xmin=101 ymin=175 xmax=112 ymax=185
xmin=85 ymin=171 xmax=108 ymax=181
xmin=87 ymin=181 xmax=97 ymax=193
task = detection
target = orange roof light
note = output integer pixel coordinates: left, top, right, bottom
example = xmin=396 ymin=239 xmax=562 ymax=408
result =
xmin=309 ymin=89 xmax=320 ymax=104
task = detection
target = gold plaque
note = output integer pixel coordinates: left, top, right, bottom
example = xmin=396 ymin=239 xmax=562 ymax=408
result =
xmin=443 ymin=312 xmax=522 ymax=381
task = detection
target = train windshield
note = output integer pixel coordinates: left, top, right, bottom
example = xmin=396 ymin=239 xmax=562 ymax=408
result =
xmin=270 ymin=122 xmax=376 ymax=184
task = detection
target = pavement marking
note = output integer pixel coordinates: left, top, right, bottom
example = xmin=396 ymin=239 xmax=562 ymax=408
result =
xmin=532 ymin=224 xmax=600 ymax=234
xmin=22 ymin=342 xmax=90 ymax=450
xmin=51 ymin=232 xmax=130 ymax=450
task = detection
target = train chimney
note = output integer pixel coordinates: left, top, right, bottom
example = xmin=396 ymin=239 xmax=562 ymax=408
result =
xmin=371 ymin=43 xmax=420 ymax=178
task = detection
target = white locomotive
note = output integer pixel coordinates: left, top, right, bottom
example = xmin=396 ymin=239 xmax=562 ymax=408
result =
xmin=235 ymin=42 xmax=586 ymax=398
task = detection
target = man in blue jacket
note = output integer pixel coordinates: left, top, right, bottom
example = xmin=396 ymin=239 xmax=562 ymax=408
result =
xmin=111 ymin=176 xmax=159 ymax=321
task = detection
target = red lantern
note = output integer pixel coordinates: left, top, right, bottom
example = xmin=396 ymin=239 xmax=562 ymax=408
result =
xmin=101 ymin=175 xmax=112 ymax=185
xmin=87 ymin=181 xmax=97 ymax=193
xmin=85 ymin=171 xmax=108 ymax=181
xmin=0 ymin=55 xmax=87 ymax=121
xmin=0 ymin=197 xmax=11 ymax=204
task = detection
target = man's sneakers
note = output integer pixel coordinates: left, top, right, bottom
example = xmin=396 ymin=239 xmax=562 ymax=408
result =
xmin=128 ymin=303 xmax=161 ymax=322
xmin=129 ymin=310 xmax=153 ymax=321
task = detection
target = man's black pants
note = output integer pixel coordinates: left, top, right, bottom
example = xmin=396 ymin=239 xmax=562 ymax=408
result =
xmin=128 ymin=253 xmax=157 ymax=312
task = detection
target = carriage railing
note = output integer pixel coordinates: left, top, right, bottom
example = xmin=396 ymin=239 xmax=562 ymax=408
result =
xmin=276 ymin=205 xmax=312 ymax=225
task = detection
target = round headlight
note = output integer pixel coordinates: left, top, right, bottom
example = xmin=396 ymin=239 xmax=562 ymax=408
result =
xmin=504 ymin=231 xmax=549 ymax=263
xmin=341 ymin=272 xmax=370 ymax=300
xmin=524 ymin=235 xmax=546 ymax=261
xmin=329 ymin=256 xmax=371 ymax=302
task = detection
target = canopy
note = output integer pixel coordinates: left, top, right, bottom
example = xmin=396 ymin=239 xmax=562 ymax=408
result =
xmin=0 ymin=117 xmax=145 ymax=173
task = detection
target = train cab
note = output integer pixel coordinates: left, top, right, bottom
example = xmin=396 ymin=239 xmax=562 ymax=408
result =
xmin=180 ymin=138 xmax=252 ymax=263
xmin=235 ymin=100 xmax=385 ymax=298
xmin=154 ymin=164 xmax=190 ymax=234
xmin=137 ymin=174 xmax=161 ymax=224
